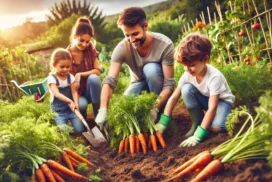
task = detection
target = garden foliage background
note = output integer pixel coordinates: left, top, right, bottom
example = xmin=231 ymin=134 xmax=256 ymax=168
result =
xmin=0 ymin=0 xmax=272 ymax=180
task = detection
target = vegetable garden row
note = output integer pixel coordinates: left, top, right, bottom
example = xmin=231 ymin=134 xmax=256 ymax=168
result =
xmin=1 ymin=0 xmax=272 ymax=181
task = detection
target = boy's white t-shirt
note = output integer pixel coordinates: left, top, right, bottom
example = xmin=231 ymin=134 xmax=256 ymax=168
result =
xmin=178 ymin=64 xmax=235 ymax=104
xmin=47 ymin=73 xmax=75 ymax=103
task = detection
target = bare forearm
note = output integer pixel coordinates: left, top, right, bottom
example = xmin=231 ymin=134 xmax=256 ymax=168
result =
xmin=200 ymin=109 xmax=217 ymax=129
xmin=163 ymin=97 xmax=179 ymax=116
xmin=156 ymin=88 xmax=173 ymax=110
xmin=100 ymin=84 xmax=113 ymax=109
xmin=77 ymin=69 xmax=101 ymax=77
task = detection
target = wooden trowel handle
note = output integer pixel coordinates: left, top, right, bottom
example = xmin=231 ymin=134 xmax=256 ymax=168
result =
xmin=74 ymin=108 xmax=84 ymax=120
xmin=74 ymin=108 xmax=92 ymax=132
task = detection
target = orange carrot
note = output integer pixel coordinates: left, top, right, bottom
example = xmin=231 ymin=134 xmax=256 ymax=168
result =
xmin=150 ymin=134 xmax=158 ymax=152
xmin=70 ymin=160 xmax=78 ymax=168
xmin=61 ymin=150 xmax=74 ymax=171
xmin=35 ymin=168 xmax=46 ymax=182
xmin=50 ymin=168 xmax=65 ymax=178
xmin=135 ymin=136 xmax=140 ymax=153
xmin=30 ymin=175 xmax=36 ymax=182
xmin=40 ymin=164 xmax=56 ymax=182
xmin=47 ymin=159 xmax=88 ymax=180
xmin=63 ymin=148 xmax=94 ymax=167
xmin=143 ymin=132 xmax=149 ymax=143
xmin=155 ymin=131 xmax=166 ymax=148
xmin=173 ymin=151 xmax=210 ymax=174
xmin=191 ymin=159 xmax=223 ymax=182
xmin=147 ymin=136 xmax=152 ymax=151
xmin=171 ymin=152 xmax=213 ymax=180
xmin=138 ymin=133 xmax=147 ymax=154
xmin=68 ymin=155 xmax=79 ymax=165
xmin=118 ymin=139 xmax=125 ymax=154
xmin=124 ymin=137 xmax=129 ymax=152
xmin=50 ymin=169 xmax=65 ymax=182
xmin=129 ymin=134 xmax=135 ymax=156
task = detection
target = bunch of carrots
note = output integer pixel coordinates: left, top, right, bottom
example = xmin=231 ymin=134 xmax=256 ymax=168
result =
xmin=16 ymin=143 xmax=95 ymax=182
xmin=107 ymin=93 xmax=166 ymax=157
xmin=169 ymin=105 xmax=272 ymax=182
xmin=118 ymin=111 xmax=166 ymax=156
xmin=117 ymin=130 xmax=166 ymax=156
xmin=117 ymin=111 xmax=166 ymax=156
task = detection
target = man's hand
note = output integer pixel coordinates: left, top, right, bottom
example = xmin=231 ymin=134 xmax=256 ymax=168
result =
xmin=179 ymin=125 xmax=208 ymax=147
xmin=155 ymin=114 xmax=171 ymax=133
xmin=95 ymin=108 xmax=108 ymax=131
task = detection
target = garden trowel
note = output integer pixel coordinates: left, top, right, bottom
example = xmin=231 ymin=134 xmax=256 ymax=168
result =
xmin=74 ymin=109 xmax=107 ymax=147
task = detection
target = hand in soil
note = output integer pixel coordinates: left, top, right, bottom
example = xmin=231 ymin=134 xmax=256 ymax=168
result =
xmin=95 ymin=108 xmax=108 ymax=130
xmin=179 ymin=136 xmax=200 ymax=147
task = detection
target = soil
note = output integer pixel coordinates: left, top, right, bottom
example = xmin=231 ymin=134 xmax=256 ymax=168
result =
xmin=70 ymin=103 xmax=272 ymax=182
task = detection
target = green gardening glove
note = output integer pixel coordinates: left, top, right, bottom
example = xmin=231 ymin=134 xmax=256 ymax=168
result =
xmin=179 ymin=125 xmax=208 ymax=147
xmin=155 ymin=114 xmax=171 ymax=133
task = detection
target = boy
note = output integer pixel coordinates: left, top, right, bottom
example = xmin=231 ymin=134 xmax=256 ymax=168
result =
xmin=155 ymin=32 xmax=235 ymax=147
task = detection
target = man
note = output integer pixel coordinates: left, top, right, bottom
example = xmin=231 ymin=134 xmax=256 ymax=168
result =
xmin=95 ymin=7 xmax=175 ymax=132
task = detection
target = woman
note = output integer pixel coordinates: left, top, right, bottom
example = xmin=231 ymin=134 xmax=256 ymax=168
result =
xmin=67 ymin=16 xmax=101 ymax=118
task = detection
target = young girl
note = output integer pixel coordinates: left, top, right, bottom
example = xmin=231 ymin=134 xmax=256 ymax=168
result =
xmin=67 ymin=17 xmax=102 ymax=118
xmin=48 ymin=48 xmax=84 ymax=133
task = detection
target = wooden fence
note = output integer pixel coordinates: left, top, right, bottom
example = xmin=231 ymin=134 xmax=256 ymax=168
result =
xmin=181 ymin=0 xmax=272 ymax=64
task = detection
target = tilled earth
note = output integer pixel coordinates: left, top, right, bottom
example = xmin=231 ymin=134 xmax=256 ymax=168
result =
xmin=69 ymin=103 xmax=272 ymax=182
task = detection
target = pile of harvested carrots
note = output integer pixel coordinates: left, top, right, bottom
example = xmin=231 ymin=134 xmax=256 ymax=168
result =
xmin=30 ymin=148 xmax=94 ymax=182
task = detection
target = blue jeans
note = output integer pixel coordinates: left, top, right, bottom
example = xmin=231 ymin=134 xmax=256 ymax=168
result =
xmin=124 ymin=63 xmax=163 ymax=96
xmin=52 ymin=106 xmax=84 ymax=134
xmin=78 ymin=75 xmax=101 ymax=113
xmin=182 ymin=83 xmax=232 ymax=130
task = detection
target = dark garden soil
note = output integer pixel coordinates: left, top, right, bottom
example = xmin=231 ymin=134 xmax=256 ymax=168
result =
xmin=70 ymin=103 xmax=272 ymax=182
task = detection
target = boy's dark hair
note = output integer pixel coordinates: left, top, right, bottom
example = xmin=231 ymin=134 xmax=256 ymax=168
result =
xmin=70 ymin=16 xmax=95 ymax=43
xmin=117 ymin=7 xmax=146 ymax=28
xmin=175 ymin=33 xmax=212 ymax=64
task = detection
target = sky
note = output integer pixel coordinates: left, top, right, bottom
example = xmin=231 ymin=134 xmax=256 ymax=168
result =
xmin=0 ymin=0 xmax=166 ymax=30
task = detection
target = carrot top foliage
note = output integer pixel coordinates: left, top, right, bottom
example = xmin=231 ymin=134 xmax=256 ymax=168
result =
xmin=107 ymin=91 xmax=157 ymax=148
xmin=0 ymin=96 xmax=84 ymax=180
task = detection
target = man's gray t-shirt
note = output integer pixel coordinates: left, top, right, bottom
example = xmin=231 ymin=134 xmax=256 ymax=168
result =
xmin=111 ymin=32 xmax=174 ymax=83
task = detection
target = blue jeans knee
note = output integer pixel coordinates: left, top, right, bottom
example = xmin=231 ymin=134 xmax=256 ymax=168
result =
xmin=84 ymin=74 xmax=102 ymax=103
xmin=53 ymin=109 xmax=84 ymax=133
xmin=211 ymin=101 xmax=232 ymax=130
xmin=143 ymin=63 xmax=163 ymax=94
xmin=78 ymin=96 xmax=88 ymax=113
xmin=182 ymin=83 xmax=205 ymax=109
xmin=69 ymin=112 xmax=84 ymax=133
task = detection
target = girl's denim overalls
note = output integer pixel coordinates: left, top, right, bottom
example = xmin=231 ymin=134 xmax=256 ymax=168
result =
xmin=50 ymin=74 xmax=84 ymax=133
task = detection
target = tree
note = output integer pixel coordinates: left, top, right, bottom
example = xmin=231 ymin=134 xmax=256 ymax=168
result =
xmin=46 ymin=0 xmax=106 ymax=41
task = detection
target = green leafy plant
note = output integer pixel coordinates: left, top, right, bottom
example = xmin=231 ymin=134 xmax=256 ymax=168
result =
xmin=77 ymin=163 xmax=89 ymax=172
xmin=107 ymin=92 xmax=157 ymax=149
xmin=89 ymin=168 xmax=102 ymax=182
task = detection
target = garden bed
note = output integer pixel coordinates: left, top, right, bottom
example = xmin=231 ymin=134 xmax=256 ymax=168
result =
xmin=76 ymin=103 xmax=272 ymax=182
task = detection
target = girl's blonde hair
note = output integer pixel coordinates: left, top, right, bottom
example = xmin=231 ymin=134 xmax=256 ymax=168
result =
xmin=50 ymin=48 xmax=72 ymax=73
